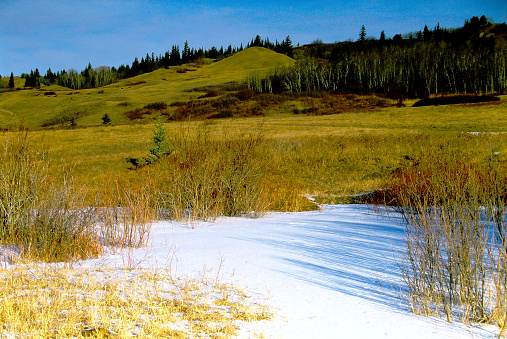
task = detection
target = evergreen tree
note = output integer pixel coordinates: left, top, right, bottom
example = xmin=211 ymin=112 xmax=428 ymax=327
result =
xmin=423 ymin=25 xmax=431 ymax=41
xmin=131 ymin=58 xmax=140 ymax=76
xmin=359 ymin=25 xmax=367 ymax=42
xmin=149 ymin=123 xmax=173 ymax=158
xmin=379 ymin=30 xmax=386 ymax=42
xmin=170 ymin=45 xmax=181 ymax=65
xmin=45 ymin=68 xmax=56 ymax=83
xmin=283 ymin=35 xmax=293 ymax=57
xmin=434 ymin=23 xmax=443 ymax=41
xmin=182 ymin=41 xmax=191 ymax=63
xmin=8 ymin=72 xmax=15 ymax=89
xmin=24 ymin=69 xmax=40 ymax=87
xmin=253 ymin=35 xmax=262 ymax=47
xmin=102 ymin=113 xmax=111 ymax=125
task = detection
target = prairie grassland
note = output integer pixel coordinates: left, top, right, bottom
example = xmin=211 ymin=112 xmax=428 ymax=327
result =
xmin=24 ymin=95 xmax=506 ymax=202
xmin=0 ymin=265 xmax=271 ymax=338
xmin=1 ymin=88 xmax=506 ymax=335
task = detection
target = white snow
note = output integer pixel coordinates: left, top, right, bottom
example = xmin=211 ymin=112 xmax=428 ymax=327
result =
xmin=3 ymin=204 xmax=500 ymax=338
xmin=75 ymin=204 xmax=501 ymax=338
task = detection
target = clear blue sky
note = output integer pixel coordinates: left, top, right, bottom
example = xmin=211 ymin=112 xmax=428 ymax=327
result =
xmin=1 ymin=0 xmax=506 ymax=76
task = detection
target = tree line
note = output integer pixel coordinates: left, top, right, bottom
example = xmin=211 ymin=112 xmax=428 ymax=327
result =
xmin=19 ymin=36 xmax=294 ymax=90
xmin=249 ymin=16 xmax=507 ymax=98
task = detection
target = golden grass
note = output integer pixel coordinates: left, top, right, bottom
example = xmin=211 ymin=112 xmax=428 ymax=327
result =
xmin=3 ymin=53 xmax=506 ymax=334
xmin=0 ymin=95 xmax=505 ymax=209
xmin=0 ymin=265 xmax=272 ymax=338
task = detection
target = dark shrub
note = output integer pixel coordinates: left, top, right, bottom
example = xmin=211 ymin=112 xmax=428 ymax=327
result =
xmin=144 ymin=102 xmax=167 ymax=110
xmin=235 ymin=88 xmax=256 ymax=101
xmin=413 ymin=95 xmax=500 ymax=107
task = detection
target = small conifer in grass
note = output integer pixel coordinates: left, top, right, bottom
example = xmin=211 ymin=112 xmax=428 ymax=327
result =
xmin=150 ymin=123 xmax=173 ymax=159
xmin=102 ymin=113 xmax=111 ymax=125
xmin=127 ymin=123 xmax=174 ymax=169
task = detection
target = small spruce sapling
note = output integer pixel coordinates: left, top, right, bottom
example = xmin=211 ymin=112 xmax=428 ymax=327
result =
xmin=127 ymin=123 xmax=174 ymax=169
xmin=150 ymin=123 xmax=173 ymax=158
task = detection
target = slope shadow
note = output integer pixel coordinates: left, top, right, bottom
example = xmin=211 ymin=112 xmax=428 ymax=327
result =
xmin=235 ymin=205 xmax=409 ymax=311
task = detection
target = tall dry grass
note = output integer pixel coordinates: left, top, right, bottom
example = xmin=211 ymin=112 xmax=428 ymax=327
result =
xmin=0 ymin=132 xmax=101 ymax=262
xmin=146 ymin=125 xmax=283 ymax=221
xmin=94 ymin=181 xmax=154 ymax=249
xmin=384 ymin=144 xmax=506 ymax=329
xmin=0 ymin=265 xmax=271 ymax=338
xmin=0 ymin=132 xmax=154 ymax=262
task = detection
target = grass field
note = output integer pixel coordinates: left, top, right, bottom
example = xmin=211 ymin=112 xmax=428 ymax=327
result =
xmin=1 ymin=95 xmax=502 ymax=212
xmin=1 ymin=47 xmax=506 ymax=335
xmin=1 ymin=47 xmax=506 ymax=206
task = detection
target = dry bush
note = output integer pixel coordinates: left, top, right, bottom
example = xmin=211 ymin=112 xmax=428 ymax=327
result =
xmin=0 ymin=132 xmax=156 ymax=262
xmin=385 ymin=145 xmax=506 ymax=328
xmin=124 ymin=123 xmax=318 ymax=222
xmin=95 ymin=181 xmax=154 ymax=249
xmin=150 ymin=125 xmax=270 ymax=221
xmin=0 ymin=132 xmax=101 ymax=262
xmin=144 ymin=102 xmax=167 ymax=111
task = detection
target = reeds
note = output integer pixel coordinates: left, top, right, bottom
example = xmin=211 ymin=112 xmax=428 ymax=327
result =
xmin=384 ymin=144 xmax=506 ymax=328
xmin=148 ymin=124 xmax=272 ymax=221
xmin=0 ymin=132 xmax=154 ymax=262
xmin=0 ymin=132 xmax=101 ymax=262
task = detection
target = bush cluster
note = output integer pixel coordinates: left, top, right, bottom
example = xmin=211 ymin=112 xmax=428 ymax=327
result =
xmin=383 ymin=145 xmax=506 ymax=327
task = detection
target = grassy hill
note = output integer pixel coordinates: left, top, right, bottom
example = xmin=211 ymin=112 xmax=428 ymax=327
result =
xmin=0 ymin=47 xmax=294 ymax=130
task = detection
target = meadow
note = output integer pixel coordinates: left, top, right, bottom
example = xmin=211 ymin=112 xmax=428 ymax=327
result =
xmin=1 ymin=47 xmax=506 ymax=336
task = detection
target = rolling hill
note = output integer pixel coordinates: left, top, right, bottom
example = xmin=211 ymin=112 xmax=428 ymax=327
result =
xmin=0 ymin=47 xmax=294 ymax=130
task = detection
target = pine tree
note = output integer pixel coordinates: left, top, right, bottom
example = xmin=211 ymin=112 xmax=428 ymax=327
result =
xmin=170 ymin=45 xmax=181 ymax=65
xmin=283 ymin=35 xmax=293 ymax=57
xmin=359 ymin=25 xmax=367 ymax=42
xmin=380 ymin=30 xmax=386 ymax=42
xmin=253 ymin=35 xmax=262 ymax=47
xmin=8 ymin=72 xmax=15 ymax=89
xmin=149 ymin=123 xmax=173 ymax=158
xmin=182 ymin=41 xmax=191 ymax=63
xmin=423 ymin=25 xmax=431 ymax=41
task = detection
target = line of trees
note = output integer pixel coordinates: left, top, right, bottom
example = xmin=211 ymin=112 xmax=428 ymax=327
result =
xmin=21 ymin=36 xmax=293 ymax=90
xmin=247 ymin=35 xmax=294 ymax=57
xmin=249 ymin=17 xmax=507 ymax=98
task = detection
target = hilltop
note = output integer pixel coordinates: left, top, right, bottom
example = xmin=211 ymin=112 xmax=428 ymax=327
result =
xmin=0 ymin=47 xmax=294 ymax=130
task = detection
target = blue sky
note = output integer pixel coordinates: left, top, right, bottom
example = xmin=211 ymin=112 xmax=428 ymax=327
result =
xmin=1 ymin=0 xmax=506 ymax=76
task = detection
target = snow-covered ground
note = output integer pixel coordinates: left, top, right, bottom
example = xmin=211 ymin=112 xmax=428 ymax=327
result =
xmin=79 ymin=204 xmax=499 ymax=338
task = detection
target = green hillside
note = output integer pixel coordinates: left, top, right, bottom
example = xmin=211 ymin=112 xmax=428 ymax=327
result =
xmin=0 ymin=47 xmax=294 ymax=130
